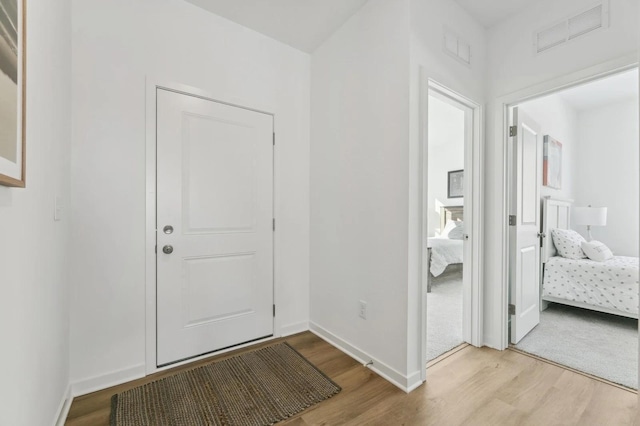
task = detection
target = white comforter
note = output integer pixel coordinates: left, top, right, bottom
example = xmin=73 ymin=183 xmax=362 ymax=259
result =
xmin=428 ymin=238 xmax=463 ymax=277
xmin=542 ymin=255 xmax=639 ymax=316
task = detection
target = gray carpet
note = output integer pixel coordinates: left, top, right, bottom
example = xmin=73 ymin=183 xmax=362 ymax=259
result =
xmin=427 ymin=266 xmax=463 ymax=361
xmin=515 ymin=303 xmax=638 ymax=389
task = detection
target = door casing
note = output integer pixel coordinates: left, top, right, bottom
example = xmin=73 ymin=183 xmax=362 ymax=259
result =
xmin=418 ymin=70 xmax=485 ymax=383
xmin=145 ymin=78 xmax=279 ymax=375
xmin=496 ymin=55 xmax=639 ymax=351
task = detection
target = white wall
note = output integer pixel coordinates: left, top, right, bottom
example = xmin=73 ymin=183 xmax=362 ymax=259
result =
xmin=519 ymin=94 xmax=579 ymax=202
xmin=484 ymin=0 xmax=639 ymax=348
xmin=574 ymin=99 xmax=639 ymax=256
xmin=70 ymin=0 xmax=310 ymax=392
xmin=0 ymin=0 xmax=72 ymax=424
xmin=310 ymin=0 xmax=413 ymax=385
xmin=427 ymin=95 xmax=465 ymax=237
xmin=410 ymin=0 xmax=487 ymax=102
xmin=408 ymin=0 xmax=486 ymax=376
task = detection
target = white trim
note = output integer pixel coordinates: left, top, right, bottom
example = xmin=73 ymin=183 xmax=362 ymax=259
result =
xmin=72 ymin=364 xmax=146 ymax=397
xmin=494 ymin=54 xmax=639 ymax=351
xmin=418 ymin=68 xmax=484 ymax=382
xmin=53 ymin=384 xmax=72 ymax=426
xmin=145 ymin=77 xmax=280 ymax=376
xmin=542 ymin=296 xmax=639 ymax=319
xmin=309 ymin=322 xmax=423 ymax=393
xmin=280 ymin=321 xmax=309 ymax=337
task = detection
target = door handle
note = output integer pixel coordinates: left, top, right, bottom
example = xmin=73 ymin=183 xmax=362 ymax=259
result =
xmin=162 ymin=245 xmax=174 ymax=254
xmin=163 ymin=225 xmax=174 ymax=234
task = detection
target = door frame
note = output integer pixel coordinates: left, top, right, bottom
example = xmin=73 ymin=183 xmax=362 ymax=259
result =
xmin=144 ymin=78 xmax=278 ymax=375
xmin=496 ymin=54 xmax=638 ymax=350
xmin=419 ymin=70 xmax=485 ymax=382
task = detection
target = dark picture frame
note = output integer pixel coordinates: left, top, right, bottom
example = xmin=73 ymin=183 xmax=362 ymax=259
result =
xmin=0 ymin=0 xmax=26 ymax=187
xmin=447 ymin=169 xmax=463 ymax=199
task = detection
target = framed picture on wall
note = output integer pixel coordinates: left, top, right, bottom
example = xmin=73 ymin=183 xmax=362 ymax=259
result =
xmin=543 ymin=135 xmax=562 ymax=189
xmin=447 ymin=169 xmax=463 ymax=198
xmin=0 ymin=0 xmax=26 ymax=187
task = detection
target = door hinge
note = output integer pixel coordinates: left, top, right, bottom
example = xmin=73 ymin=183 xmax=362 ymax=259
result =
xmin=155 ymin=245 xmax=157 ymax=254
xmin=508 ymin=304 xmax=516 ymax=315
xmin=273 ymin=304 xmax=276 ymax=317
xmin=273 ymin=132 xmax=275 ymax=146
xmin=509 ymin=215 xmax=516 ymax=226
xmin=509 ymin=125 xmax=517 ymax=137
xmin=273 ymin=218 xmax=276 ymax=231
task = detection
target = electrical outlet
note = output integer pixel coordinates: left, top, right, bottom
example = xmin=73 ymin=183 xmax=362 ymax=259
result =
xmin=359 ymin=300 xmax=367 ymax=319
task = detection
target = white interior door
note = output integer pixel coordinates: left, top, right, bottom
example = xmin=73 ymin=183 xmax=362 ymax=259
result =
xmin=509 ymin=107 xmax=542 ymax=344
xmin=156 ymin=89 xmax=274 ymax=366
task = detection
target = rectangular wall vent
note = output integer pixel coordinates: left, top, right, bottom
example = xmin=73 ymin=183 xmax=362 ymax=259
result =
xmin=443 ymin=28 xmax=471 ymax=66
xmin=568 ymin=5 xmax=604 ymax=39
xmin=537 ymin=22 xmax=567 ymax=52
xmin=534 ymin=1 xmax=608 ymax=54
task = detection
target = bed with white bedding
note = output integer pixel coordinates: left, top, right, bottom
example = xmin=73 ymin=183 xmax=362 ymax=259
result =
xmin=541 ymin=197 xmax=639 ymax=319
xmin=426 ymin=206 xmax=464 ymax=292
xmin=428 ymin=238 xmax=463 ymax=277
xmin=542 ymin=255 xmax=639 ymax=318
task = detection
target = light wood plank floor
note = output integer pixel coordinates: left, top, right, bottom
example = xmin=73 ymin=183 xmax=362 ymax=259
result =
xmin=66 ymin=332 xmax=639 ymax=425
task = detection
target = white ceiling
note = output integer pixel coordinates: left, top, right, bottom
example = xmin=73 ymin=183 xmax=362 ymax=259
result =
xmin=184 ymin=0 xmax=369 ymax=53
xmin=454 ymin=0 xmax=534 ymax=28
xmin=558 ymin=69 xmax=639 ymax=111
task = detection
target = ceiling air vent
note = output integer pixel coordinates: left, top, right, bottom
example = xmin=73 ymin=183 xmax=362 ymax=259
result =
xmin=534 ymin=1 xmax=608 ymax=54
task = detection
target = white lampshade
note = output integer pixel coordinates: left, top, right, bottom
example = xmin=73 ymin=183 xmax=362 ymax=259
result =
xmin=573 ymin=206 xmax=607 ymax=227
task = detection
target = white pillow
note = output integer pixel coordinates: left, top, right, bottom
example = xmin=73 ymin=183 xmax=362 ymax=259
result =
xmin=550 ymin=228 xmax=587 ymax=259
xmin=581 ymin=240 xmax=613 ymax=262
xmin=441 ymin=220 xmax=464 ymax=240
xmin=447 ymin=221 xmax=465 ymax=240
xmin=440 ymin=220 xmax=457 ymax=238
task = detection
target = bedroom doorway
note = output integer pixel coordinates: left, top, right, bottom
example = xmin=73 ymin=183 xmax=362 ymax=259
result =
xmin=504 ymin=65 xmax=639 ymax=390
xmin=422 ymin=80 xmax=482 ymax=370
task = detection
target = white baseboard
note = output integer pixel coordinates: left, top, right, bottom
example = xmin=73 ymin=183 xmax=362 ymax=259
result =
xmin=72 ymin=364 xmax=146 ymax=397
xmin=405 ymin=371 xmax=423 ymax=392
xmin=54 ymin=384 xmax=72 ymax=426
xmin=309 ymin=322 xmax=423 ymax=393
xmin=280 ymin=320 xmax=309 ymax=337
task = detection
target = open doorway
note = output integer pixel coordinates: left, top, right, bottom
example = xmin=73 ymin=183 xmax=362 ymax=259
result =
xmin=421 ymin=79 xmax=484 ymax=374
xmin=506 ymin=67 xmax=639 ymax=390
xmin=425 ymin=88 xmax=471 ymax=362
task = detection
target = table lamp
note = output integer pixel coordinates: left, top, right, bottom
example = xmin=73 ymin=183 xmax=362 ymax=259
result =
xmin=573 ymin=205 xmax=607 ymax=241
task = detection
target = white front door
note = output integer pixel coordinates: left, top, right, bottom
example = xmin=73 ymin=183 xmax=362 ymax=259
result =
xmin=509 ymin=107 xmax=542 ymax=344
xmin=156 ymin=89 xmax=274 ymax=366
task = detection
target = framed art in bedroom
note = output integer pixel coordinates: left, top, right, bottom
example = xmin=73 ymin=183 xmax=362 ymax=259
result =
xmin=543 ymin=135 xmax=562 ymax=189
xmin=0 ymin=0 xmax=26 ymax=187
xmin=447 ymin=169 xmax=464 ymax=198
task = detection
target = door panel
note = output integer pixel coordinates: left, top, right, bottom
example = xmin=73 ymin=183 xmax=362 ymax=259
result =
xmin=182 ymin=253 xmax=256 ymax=327
xmin=521 ymin=127 xmax=538 ymax=225
xmin=182 ymin=114 xmax=257 ymax=233
xmin=510 ymin=108 xmax=542 ymax=344
xmin=156 ymin=89 xmax=274 ymax=366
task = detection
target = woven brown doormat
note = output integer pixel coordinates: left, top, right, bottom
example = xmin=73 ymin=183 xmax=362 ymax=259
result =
xmin=110 ymin=342 xmax=341 ymax=426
